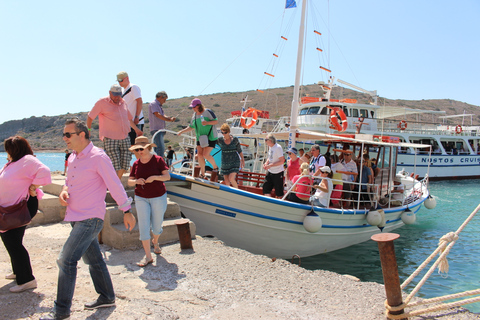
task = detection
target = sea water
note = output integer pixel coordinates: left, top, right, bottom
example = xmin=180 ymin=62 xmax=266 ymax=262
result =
xmin=2 ymin=152 xmax=478 ymax=312
xmin=302 ymin=179 xmax=480 ymax=313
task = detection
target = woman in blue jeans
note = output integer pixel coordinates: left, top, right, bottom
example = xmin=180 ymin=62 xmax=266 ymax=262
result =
xmin=128 ymin=136 xmax=170 ymax=267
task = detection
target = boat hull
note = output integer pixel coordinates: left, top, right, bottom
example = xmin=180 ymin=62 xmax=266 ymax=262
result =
xmin=166 ymin=173 xmax=427 ymax=258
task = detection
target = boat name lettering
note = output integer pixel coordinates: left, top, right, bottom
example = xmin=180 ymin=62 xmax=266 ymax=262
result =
xmin=421 ymin=157 xmax=480 ymax=163
xmin=215 ymin=209 xmax=237 ymax=218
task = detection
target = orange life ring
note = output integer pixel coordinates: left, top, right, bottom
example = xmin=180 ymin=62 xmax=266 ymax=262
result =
xmin=397 ymin=120 xmax=407 ymax=130
xmin=455 ymin=125 xmax=462 ymax=134
xmin=329 ymin=107 xmax=348 ymax=132
xmin=241 ymin=108 xmax=258 ymax=129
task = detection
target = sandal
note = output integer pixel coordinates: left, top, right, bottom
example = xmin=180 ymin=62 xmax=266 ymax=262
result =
xmin=136 ymin=258 xmax=153 ymax=267
xmin=153 ymin=243 xmax=162 ymax=255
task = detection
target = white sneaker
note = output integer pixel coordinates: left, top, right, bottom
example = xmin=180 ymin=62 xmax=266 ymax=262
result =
xmin=10 ymin=279 xmax=37 ymax=293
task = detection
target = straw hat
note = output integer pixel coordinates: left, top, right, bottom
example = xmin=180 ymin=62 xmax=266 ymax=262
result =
xmin=128 ymin=136 xmax=156 ymax=152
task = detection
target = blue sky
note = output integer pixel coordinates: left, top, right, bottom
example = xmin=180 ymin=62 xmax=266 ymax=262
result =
xmin=1 ymin=0 xmax=479 ymax=124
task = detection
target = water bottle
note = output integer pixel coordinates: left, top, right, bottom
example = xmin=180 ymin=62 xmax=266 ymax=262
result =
xmin=200 ymin=115 xmax=206 ymax=126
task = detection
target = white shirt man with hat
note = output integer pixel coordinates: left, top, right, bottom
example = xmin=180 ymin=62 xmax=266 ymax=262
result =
xmin=117 ymin=71 xmax=144 ymax=145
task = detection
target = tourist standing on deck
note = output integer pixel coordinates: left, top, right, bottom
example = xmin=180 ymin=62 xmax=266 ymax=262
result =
xmin=87 ymin=84 xmax=142 ymax=180
xmin=340 ymin=150 xmax=358 ymax=208
xmin=128 ymin=136 xmax=170 ymax=267
xmin=217 ymin=123 xmax=245 ymax=188
xmin=177 ymin=98 xmax=219 ymax=178
xmin=165 ymin=145 xmax=177 ymax=169
xmin=0 ymin=136 xmax=51 ymax=293
xmin=117 ymin=71 xmax=144 ymax=145
xmin=285 ymin=147 xmax=303 ymax=190
xmin=41 ymin=119 xmax=136 ymax=320
xmin=309 ymin=144 xmax=326 ymax=176
xmin=262 ymin=133 xmax=285 ymax=198
xmin=148 ymin=91 xmax=176 ymax=157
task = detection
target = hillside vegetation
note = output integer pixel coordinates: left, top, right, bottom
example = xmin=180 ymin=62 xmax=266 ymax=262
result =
xmin=0 ymin=84 xmax=478 ymax=152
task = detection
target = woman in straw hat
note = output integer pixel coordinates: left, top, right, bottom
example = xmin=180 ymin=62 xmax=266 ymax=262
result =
xmin=128 ymin=136 xmax=170 ymax=267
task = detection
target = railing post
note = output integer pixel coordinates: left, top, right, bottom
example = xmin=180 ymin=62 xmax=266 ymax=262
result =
xmin=371 ymin=233 xmax=406 ymax=319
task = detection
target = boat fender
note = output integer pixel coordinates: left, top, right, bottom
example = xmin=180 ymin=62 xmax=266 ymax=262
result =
xmin=376 ymin=206 xmax=386 ymax=231
xmin=424 ymin=195 xmax=437 ymax=209
xmin=397 ymin=120 xmax=407 ymax=130
xmin=455 ymin=125 xmax=462 ymax=134
xmin=241 ymin=108 xmax=259 ymax=129
xmin=401 ymin=208 xmax=416 ymax=225
xmin=303 ymin=209 xmax=322 ymax=233
xmin=366 ymin=209 xmax=382 ymax=226
xmin=329 ymin=107 xmax=348 ymax=132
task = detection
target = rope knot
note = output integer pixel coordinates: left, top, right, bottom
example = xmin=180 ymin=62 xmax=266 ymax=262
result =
xmin=439 ymin=232 xmax=458 ymax=244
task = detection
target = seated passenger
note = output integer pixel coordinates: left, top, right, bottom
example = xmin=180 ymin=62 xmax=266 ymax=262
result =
xmin=287 ymin=162 xmax=312 ymax=204
xmin=311 ymin=166 xmax=333 ymax=208
xmin=390 ymin=176 xmax=405 ymax=206
xmin=330 ymin=154 xmax=345 ymax=207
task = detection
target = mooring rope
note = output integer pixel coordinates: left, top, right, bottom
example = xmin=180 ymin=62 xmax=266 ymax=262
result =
xmin=384 ymin=203 xmax=480 ymax=319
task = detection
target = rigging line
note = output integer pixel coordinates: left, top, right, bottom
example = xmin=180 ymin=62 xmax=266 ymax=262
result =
xmin=198 ymin=12 xmax=284 ymax=96
xmin=311 ymin=0 xmax=361 ymax=87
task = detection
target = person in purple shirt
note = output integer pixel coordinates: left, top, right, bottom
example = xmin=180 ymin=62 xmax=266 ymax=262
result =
xmin=148 ymin=91 xmax=176 ymax=158
xmin=41 ymin=118 xmax=136 ymax=320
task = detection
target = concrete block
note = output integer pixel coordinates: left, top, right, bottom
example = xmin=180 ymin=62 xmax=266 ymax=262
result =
xmin=36 ymin=193 xmax=66 ymax=225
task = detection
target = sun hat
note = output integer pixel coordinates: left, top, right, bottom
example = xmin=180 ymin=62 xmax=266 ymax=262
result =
xmin=189 ymin=98 xmax=202 ymax=108
xmin=117 ymin=71 xmax=128 ymax=81
xmin=110 ymin=84 xmax=123 ymax=96
xmin=320 ymin=166 xmax=331 ymax=173
xmin=128 ymin=136 xmax=157 ymax=152
xmin=287 ymin=147 xmax=298 ymax=155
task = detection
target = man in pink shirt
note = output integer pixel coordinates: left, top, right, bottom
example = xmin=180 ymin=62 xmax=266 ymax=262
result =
xmin=87 ymin=84 xmax=142 ymax=179
xmin=40 ymin=118 xmax=136 ymax=320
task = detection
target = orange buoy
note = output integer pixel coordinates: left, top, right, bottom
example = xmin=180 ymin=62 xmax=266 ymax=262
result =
xmin=329 ymin=107 xmax=348 ymax=132
xmin=455 ymin=125 xmax=462 ymax=134
xmin=397 ymin=120 xmax=407 ymax=130
xmin=241 ymin=108 xmax=259 ymax=129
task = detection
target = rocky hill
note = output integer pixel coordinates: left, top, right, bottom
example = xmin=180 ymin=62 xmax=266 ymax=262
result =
xmin=0 ymin=84 xmax=479 ymax=152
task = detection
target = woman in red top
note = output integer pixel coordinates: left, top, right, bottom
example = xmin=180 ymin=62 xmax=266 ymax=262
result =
xmin=285 ymin=147 xmax=303 ymax=190
xmin=287 ymin=162 xmax=312 ymax=204
xmin=128 ymin=136 xmax=170 ymax=267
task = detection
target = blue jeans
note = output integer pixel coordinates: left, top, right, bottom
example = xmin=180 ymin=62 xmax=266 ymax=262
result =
xmin=54 ymin=219 xmax=114 ymax=316
xmin=151 ymin=130 xmax=165 ymax=158
xmin=135 ymin=194 xmax=167 ymax=241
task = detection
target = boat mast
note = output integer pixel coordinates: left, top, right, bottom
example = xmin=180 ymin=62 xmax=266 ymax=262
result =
xmin=288 ymin=0 xmax=307 ymax=150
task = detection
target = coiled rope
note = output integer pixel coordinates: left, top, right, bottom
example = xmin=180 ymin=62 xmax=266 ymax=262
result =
xmin=385 ymin=204 xmax=480 ymax=319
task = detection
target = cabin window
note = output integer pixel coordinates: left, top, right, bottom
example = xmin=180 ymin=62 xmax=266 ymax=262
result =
xmin=299 ymin=108 xmax=309 ymax=115
xmin=307 ymin=107 xmax=320 ymax=115
xmin=342 ymin=106 xmax=349 ymax=117
xmin=370 ymin=111 xmax=375 ymax=118
xmin=319 ymin=107 xmax=328 ymax=115
xmin=351 ymin=109 xmax=359 ymax=117
xmin=359 ymin=109 xmax=368 ymax=118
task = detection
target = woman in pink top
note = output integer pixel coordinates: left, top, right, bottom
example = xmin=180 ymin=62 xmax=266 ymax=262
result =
xmin=0 ymin=136 xmax=51 ymax=293
xmin=285 ymin=147 xmax=303 ymax=190
xmin=287 ymin=162 xmax=312 ymax=204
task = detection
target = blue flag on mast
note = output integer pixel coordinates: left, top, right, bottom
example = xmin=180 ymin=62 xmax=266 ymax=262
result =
xmin=285 ymin=0 xmax=297 ymax=9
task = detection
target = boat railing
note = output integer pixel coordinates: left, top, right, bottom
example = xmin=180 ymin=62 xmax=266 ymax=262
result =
xmin=378 ymin=119 xmax=480 ymax=137
xmin=283 ymin=176 xmax=379 ymax=211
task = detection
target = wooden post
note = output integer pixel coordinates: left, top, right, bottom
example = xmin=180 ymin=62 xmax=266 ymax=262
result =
xmin=371 ymin=233 xmax=406 ymax=319
xmin=193 ymin=166 xmax=201 ymax=178
xmin=175 ymin=219 xmax=193 ymax=250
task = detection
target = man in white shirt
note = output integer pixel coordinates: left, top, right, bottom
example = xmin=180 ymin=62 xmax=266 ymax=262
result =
xmin=117 ymin=71 xmax=144 ymax=145
xmin=340 ymin=150 xmax=358 ymax=208
xmin=309 ymin=144 xmax=326 ymax=176
xmin=262 ymin=134 xmax=285 ymax=198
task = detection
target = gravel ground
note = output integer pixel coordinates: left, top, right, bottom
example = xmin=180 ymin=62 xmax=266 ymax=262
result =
xmin=0 ymin=222 xmax=478 ymax=320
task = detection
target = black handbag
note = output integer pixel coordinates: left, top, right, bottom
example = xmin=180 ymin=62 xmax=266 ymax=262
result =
xmin=0 ymin=198 xmax=31 ymax=231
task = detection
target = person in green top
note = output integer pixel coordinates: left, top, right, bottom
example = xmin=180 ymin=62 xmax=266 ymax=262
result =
xmin=177 ymin=98 xmax=219 ymax=178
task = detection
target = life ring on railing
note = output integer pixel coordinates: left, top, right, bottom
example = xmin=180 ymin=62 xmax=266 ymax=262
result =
xmin=329 ymin=107 xmax=348 ymax=132
xmin=241 ymin=108 xmax=258 ymax=129
xmin=455 ymin=125 xmax=463 ymax=134
xmin=397 ymin=120 xmax=407 ymax=130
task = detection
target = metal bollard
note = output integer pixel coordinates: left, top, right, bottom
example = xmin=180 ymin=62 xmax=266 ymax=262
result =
xmin=193 ymin=166 xmax=201 ymax=178
xmin=175 ymin=218 xmax=193 ymax=250
xmin=371 ymin=233 xmax=405 ymax=320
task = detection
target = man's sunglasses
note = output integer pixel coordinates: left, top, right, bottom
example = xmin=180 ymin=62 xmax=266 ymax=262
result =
xmin=134 ymin=148 xmax=145 ymax=152
xmin=62 ymin=132 xmax=79 ymax=138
